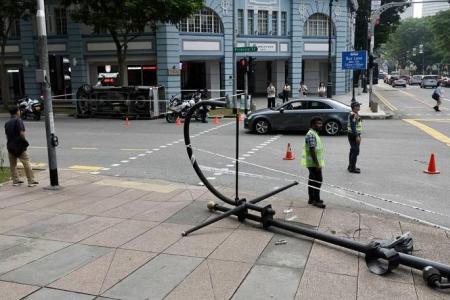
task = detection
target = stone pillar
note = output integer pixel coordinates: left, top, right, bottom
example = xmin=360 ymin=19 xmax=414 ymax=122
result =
xmin=67 ymin=18 xmax=88 ymax=97
xmin=156 ymin=24 xmax=181 ymax=99
xmin=290 ymin=0 xmax=302 ymax=98
xmin=20 ymin=19 xmax=40 ymax=99
xmin=334 ymin=6 xmax=348 ymax=95
xmin=206 ymin=61 xmax=221 ymax=99
xmin=272 ymin=60 xmax=285 ymax=96
xmin=222 ymin=11 xmax=234 ymax=97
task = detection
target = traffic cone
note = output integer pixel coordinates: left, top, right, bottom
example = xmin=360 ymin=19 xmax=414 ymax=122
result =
xmin=283 ymin=143 xmax=295 ymax=160
xmin=176 ymin=117 xmax=182 ymax=127
xmin=424 ymin=153 xmax=440 ymax=174
xmin=213 ymin=116 xmax=220 ymax=125
xmin=125 ymin=116 xmax=130 ymax=127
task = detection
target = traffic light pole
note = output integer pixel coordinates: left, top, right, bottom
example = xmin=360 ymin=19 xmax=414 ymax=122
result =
xmin=36 ymin=0 xmax=59 ymax=189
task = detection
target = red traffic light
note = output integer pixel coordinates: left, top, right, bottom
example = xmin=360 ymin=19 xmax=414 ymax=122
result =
xmin=239 ymin=58 xmax=248 ymax=67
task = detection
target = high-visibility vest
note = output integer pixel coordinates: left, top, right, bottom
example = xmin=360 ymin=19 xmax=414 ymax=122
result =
xmin=301 ymin=129 xmax=325 ymax=167
xmin=347 ymin=112 xmax=362 ymax=134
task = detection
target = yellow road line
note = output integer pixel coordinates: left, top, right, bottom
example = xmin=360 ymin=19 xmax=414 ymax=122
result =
xmin=374 ymin=91 xmax=398 ymax=111
xmin=414 ymin=119 xmax=450 ymax=123
xmin=403 ymin=119 xmax=450 ymax=146
xmin=69 ymin=165 xmax=103 ymax=171
xmin=120 ymin=148 xmax=149 ymax=151
xmin=71 ymin=147 xmax=98 ymax=150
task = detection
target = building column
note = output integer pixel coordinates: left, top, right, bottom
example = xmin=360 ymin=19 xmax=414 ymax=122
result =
xmin=20 ymin=19 xmax=40 ymax=99
xmin=206 ymin=61 xmax=221 ymax=99
xmin=156 ymin=24 xmax=180 ymax=99
xmin=222 ymin=11 xmax=234 ymax=97
xmin=272 ymin=60 xmax=285 ymax=96
xmin=334 ymin=7 xmax=348 ymax=95
xmin=67 ymin=18 xmax=88 ymax=97
xmin=290 ymin=0 xmax=302 ymax=98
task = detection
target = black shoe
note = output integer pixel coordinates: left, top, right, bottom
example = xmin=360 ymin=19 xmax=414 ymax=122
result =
xmin=348 ymin=168 xmax=361 ymax=174
xmin=434 ymin=106 xmax=439 ymax=112
xmin=308 ymin=199 xmax=323 ymax=204
xmin=311 ymin=201 xmax=326 ymax=209
xmin=202 ymin=120 xmax=208 ymax=123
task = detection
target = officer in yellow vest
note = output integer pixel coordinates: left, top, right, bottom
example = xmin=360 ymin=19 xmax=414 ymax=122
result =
xmin=301 ymin=117 xmax=326 ymax=208
xmin=347 ymin=102 xmax=362 ymax=173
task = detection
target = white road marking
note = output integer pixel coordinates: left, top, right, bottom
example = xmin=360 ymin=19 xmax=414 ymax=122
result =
xmin=243 ymin=154 xmax=251 ymax=157
xmin=111 ymin=164 xmax=120 ymax=167
xmin=120 ymin=160 xmax=129 ymax=163
xmin=160 ymin=145 xmax=167 ymax=148
xmin=207 ymin=177 xmax=216 ymax=180
xmin=89 ymin=172 xmax=100 ymax=175
xmin=146 ymin=151 xmax=153 ymax=154
xmin=138 ymin=154 xmax=146 ymax=157
xmin=101 ymin=168 xmax=111 ymax=171
xmin=152 ymin=148 xmax=160 ymax=151
xmin=226 ymin=164 xmax=234 ymax=167
xmin=248 ymin=151 xmax=255 ymax=154
xmin=129 ymin=157 xmax=137 ymax=160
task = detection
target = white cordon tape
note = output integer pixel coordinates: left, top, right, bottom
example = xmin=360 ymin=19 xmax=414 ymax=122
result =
xmin=193 ymin=147 xmax=450 ymax=231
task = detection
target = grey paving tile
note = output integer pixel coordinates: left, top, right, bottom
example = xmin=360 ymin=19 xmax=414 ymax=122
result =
xmin=0 ymin=234 xmax=31 ymax=251
xmin=296 ymin=269 xmax=357 ymax=300
xmin=257 ymin=233 xmax=312 ymax=269
xmin=0 ymin=280 xmax=40 ymax=300
xmin=164 ymin=201 xmax=212 ymax=225
xmin=232 ymin=265 xmax=303 ymax=300
xmin=6 ymin=214 xmax=89 ymax=238
xmin=103 ymin=253 xmax=203 ymax=300
xmin=0 ymin=239 xmax=70 ymax=275
xmin=132 ymin=201 xmax=190 ymax=222
xmin=0 ymin=211 xmax=56 ymax=233
xmin=0 ymin=208 xmax=28 ymax=220
xmin=24 ymin=288 xmax=95 ymax=300
xmin=1 ymin=244 xmax=111 ymax=285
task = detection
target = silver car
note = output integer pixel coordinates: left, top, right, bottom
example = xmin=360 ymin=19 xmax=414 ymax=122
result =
xmin=244 ymin=98 xmax=351 ymax=135
xmin=409 ymin=75 xmax=423 ymax=85
xmin=421 ymin=75 xmax=438 ymax=88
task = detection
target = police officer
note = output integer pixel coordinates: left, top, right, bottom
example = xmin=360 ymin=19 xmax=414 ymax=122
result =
xmin=301 ymin=117 xmax=326 ymax=208
xmin=347 ymin=102 xmax=362 ymax=173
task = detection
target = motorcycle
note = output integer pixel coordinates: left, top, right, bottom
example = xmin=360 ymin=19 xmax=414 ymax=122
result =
xmin=166 ymin=89 xmax=209 ymax=123
xmin=18 ymin=96 xmax=43 ymax=121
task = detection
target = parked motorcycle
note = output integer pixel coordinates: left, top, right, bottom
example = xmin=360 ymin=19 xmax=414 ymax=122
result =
xmin=166 ymin=89 xmax=209 ymax=123
xmin=17 ymin=96 xmax=43 ymax=121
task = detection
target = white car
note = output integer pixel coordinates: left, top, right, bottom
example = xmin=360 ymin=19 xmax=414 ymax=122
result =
xmin=392 ymin=78 xmax=407 ymax=87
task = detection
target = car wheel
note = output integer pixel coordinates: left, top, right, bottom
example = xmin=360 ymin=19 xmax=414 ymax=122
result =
xmin=324 ymin=120 xmax=341 ymax=136
xmin=254 ymin=119 xmax=270 ymax=134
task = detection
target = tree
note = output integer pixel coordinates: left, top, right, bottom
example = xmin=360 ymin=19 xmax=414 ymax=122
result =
xmin=62 ymin=0 xmax=203 ymax=86
xmin=0 ymin=0 xmax=36 ymax=108
xmin=381 ymin=17 xmax=441 ymax=72
xmin=430 ymin=9 xmax=450 ymax=63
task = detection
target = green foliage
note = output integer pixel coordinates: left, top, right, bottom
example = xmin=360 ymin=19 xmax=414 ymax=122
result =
xmin=430 ymin=10 xmax=450 ymax=62
xmin=62 ymin=0 xmax=203 ymax=85
xmin=382 ymin=15 xmax=447 ymax=71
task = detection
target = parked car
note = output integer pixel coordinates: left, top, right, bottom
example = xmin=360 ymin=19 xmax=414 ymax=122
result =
xmin=391 ymin=77 xmax=407 ymax=87
xmin=244 ymin=98 xmax=350 ymax=136
xmin=409 ymin=75 xmax=423 ymax=85
xmin=421 ymin=75 xmax=438 ymax=88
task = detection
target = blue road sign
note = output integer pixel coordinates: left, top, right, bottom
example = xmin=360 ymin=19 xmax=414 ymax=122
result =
xmin=342 ymin=51 xmax=368 ymax=70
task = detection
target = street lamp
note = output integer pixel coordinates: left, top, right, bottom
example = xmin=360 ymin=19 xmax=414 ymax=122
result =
xmin=327 ymin=0 xmax=337 ymax=98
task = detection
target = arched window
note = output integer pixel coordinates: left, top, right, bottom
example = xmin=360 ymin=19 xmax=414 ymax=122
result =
xmin=180 ymin=8 xmax=224 ymax=34
xmin=304 ymin=13 xmax=336 ymax=37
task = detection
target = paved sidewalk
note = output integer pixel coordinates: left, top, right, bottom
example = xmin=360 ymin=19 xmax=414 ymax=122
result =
xmin=0 ymin=171 xmax=449 ymax=300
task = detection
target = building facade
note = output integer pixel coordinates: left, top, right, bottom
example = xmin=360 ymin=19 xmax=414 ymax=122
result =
xmin=1 ymin=0 xmax=358 ymax=102
xmin=421 ymin=1 xmax=449 ymax=17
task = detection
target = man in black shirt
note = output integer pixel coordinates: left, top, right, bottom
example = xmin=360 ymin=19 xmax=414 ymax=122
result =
xmin=4 ymin=107 xmax=38 ymax=187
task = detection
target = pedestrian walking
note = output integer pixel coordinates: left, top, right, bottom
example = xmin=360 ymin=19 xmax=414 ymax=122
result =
xmin=4 ymin=106 xmax=38 ymax=187
xmin=347 ymin=102 xmax=362 ymax=173
xmin=432 ymin=82 xmax=444 ymax=112
xmin=299 ymin=81 xmax=308 ymax=97
xmin=282 ymin=82 xmax=291 ymax=103
xmin=267 ymin=82 xmax=276 ymax=108
xmin=317 ymin=82 xmax=326 ymax=97
xmin=301 ymin=117 xmax=326 ymax=208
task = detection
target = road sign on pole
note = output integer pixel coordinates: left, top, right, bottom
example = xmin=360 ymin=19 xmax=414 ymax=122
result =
xmin=234 ymin=46 xmax=258 ymax=53
xmin=342 ymin=51 xmax=368 ymax=70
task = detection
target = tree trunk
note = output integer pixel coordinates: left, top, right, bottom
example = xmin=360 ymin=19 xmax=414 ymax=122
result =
xmin=111 ymin=31 xmax=129 ymax=87
xmin=0 ymin=43 xmax=10 ymax=110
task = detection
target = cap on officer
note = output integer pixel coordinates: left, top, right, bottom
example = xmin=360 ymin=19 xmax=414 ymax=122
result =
xmin=350 ymin=101 xmax=361 ymax=109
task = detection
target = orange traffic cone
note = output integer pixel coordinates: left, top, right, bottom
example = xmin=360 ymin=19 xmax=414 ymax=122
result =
xmin=424 ymin=153 xmax=440 ymax=174
xmin=176 ymin=117 xmax=182 ymax=127
xmin=125 ymin=116 xmax=130 ymax=127
xmin=283 ymin=143 xmax=295 ymax=160
xmin=213 ymin=116 xmax=220 ymax=125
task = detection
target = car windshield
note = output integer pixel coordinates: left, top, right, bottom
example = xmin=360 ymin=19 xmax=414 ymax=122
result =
xmin=424 ymin=76 xmax=437 ymax=80
xmin=413 ymin=75 xmax=421 ymax=79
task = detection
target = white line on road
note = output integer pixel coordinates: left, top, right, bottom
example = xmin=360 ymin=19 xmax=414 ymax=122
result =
xmin=111 ymin=164 xmax=120 ymax=167
xmin=120 ymin=160 xmax=129 ymax=163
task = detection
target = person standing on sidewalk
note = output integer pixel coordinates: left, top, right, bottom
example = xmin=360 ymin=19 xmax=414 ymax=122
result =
xmin=299 ymin=81 xmax=308 ymax=97
xmin=347 ymin=102 xmax=362 ymax=173
xmin=301 ymin=117 xmax=326 ymax=208
xmin=4 ymin=107 xmax=38 ymax=187
xmin=317 ymin=82 xmax=327 ymax=97
xmin=267 ymin=82 xmax=276 ymax=108
xmin=432 ymin=82 xmax=444 ymax=112
xmin=282 ymin=82 xmax=291 ymax=103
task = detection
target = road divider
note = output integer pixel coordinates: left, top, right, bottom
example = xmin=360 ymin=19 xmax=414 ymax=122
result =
xmin=373 ymin=91 xmax=398 ymax=111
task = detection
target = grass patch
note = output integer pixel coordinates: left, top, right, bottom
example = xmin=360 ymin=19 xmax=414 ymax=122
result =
xmin=0 ymin=168 xmax=11 ymax=183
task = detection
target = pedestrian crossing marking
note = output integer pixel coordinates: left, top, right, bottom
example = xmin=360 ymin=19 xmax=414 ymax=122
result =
xmin=403 ymin=119 xmax=450 ymax=146
xmin=69 ymin=165 xmax=103 ymax=172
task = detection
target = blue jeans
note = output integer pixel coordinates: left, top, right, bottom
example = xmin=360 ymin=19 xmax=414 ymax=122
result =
xmin=348 ymin=134 xmax=360 ymax=169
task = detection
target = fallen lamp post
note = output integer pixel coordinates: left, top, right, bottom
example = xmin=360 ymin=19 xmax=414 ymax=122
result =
xmin=182 ymin=100 xmax=450 ymax=290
